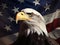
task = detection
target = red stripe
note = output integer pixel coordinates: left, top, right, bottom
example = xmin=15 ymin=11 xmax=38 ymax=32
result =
xmin=46 ymin=18 xmax=60 ymax=33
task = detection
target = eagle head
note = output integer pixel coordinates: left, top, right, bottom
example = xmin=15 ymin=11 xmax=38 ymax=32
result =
xmin=16 ymin=8 xmax=48 ymax=37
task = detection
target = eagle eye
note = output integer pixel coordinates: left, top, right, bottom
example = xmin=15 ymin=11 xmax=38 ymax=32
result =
xmin=27 ymin=13 xmax=33 ymax=17
xmin=27 ymin=13 xmax=31 ymax=15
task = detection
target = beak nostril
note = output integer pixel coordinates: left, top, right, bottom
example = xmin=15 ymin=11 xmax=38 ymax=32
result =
xmin=21 ymin=13 xmax=23 ymax=15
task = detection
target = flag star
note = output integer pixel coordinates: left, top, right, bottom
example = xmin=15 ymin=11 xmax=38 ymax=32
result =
xmin=12 ymin=7 xmax=19 ymax=13
xmin=33 ymin=0 xmax=40 ymax=6
xmin=18 ymin=0 xmax=24 ymax=3
xmin=8 ymin=17 xmax=15 ymax=22
xmin=44 ymin=3 xmax=50 ymax=11
xmin=2 ymin=3 xmax=8 ymax=9
xmin=0 ymin=12 xmax=3 ymax=16
xmin=4 ymin=25 xmax=11 ymax=31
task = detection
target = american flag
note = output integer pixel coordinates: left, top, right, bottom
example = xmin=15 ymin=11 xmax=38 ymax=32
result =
xmin=0 ymin=0 xmax=60 ymax=45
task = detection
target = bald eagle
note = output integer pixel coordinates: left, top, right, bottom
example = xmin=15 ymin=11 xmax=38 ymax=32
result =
xmin=12 ymin=8 xmax=59 ymax=45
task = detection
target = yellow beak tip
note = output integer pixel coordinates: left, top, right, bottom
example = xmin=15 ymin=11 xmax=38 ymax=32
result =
xmin=15 ymin=12 xmax=32 ymax=24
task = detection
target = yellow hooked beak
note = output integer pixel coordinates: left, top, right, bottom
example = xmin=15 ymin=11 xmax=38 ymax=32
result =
xmin=16 ymin=12 xmax=31 ymax=24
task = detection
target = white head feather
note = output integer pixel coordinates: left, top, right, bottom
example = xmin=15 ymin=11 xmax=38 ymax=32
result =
xmin=21 ymin=8 xmax=48 ymax=37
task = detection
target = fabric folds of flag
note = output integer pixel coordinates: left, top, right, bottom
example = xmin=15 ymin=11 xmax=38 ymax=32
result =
xmin=0 ymin=0 xmax=60 ymax=45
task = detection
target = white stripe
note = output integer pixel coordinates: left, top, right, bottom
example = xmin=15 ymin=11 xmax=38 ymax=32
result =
xmin=56 ymin=27 xmax=60 ymax=30
xmin=13 ymin=32 xmax=19 ymax=37
xmin=49 ymin=32 xmax=57 ymax=39
xmin=49 ymin=27 xmax=60 ymax=39
xmin=0 ymin=33 xmax=18 ymax=45
xmin=0 ymin=36 xmax=13 ymax=45
xmin=43 ymin=9 xmax=60 ymax=24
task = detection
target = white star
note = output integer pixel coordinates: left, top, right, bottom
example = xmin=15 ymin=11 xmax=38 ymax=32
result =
xmin=8 ymin=17 xmax=15 ymax=22
xmin=0 ymin=12 xmax=3 ymax=16
xmin=12 ymin=7 xmax=19 ymax=13
xmin=44 ymin=3 xmax=50 ymax=11
xmin=18 ymin=0 xmax=24 ymax=3
xmin=4 ymin=25 xmax=11 ymax=31
xmin=33 ymin=0 xmax=40 ymax=6
xmin=2 ymin=3 xmax=8 ymax=9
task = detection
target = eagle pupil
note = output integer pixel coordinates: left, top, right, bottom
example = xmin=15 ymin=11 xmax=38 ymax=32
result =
xmin=27 ymin=13 xmax=31 ymax=15
xmin=27 ymin=13 xmax=32 ymax=17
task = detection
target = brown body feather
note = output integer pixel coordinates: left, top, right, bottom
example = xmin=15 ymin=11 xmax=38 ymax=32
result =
xmin=12 ymin=22 xmax=59 ymax=45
